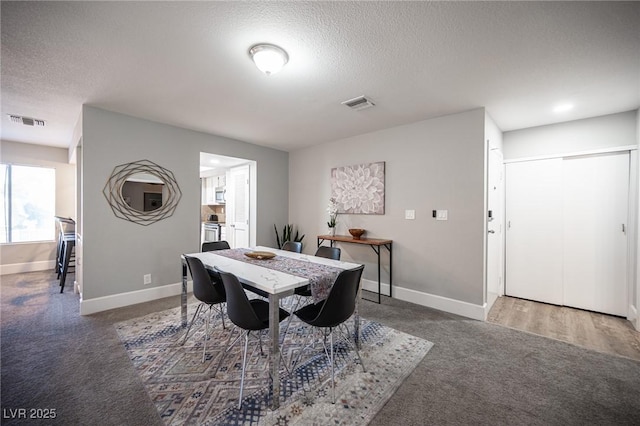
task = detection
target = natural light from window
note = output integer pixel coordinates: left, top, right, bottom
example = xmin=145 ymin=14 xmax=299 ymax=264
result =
xmin=1 ymin=164 xmax=55 ymax=243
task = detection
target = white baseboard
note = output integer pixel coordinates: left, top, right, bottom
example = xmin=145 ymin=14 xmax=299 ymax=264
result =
xmin=80 ymin=281 xmax=193 ymax=315
xmin=361 ymin=278 xmax=486 ymax=321
xmin=361 ymin=278 xmax=391 ymax=297
xmin=1 ymin=260 xmax=55 ymax=276
xmin=629 ymin=304 xmax=639 ymax=332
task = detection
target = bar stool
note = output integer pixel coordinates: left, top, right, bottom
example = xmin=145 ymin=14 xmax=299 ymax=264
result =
xmin=54 ymin=217 xmax=75 ymax=273
xmin=54 ymin=216 xmax=76 ymax=293
xmin=58 ymin=234 xmax=75 ymax=293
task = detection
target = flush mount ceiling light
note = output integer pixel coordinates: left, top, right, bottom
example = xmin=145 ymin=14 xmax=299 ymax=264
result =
xmin=249 ymin=43 xmax=289 ymax=75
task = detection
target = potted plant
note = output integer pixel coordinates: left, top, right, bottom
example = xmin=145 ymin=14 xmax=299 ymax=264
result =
xmin=327 ymin=197 xmax=338 ymax=236
xmin=274 ymin=224 xmax=305 ymax=249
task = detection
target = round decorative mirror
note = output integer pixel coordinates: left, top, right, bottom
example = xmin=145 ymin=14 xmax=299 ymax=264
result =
xmin=121 ymin=173 xmax=165 ymax=212
xmin=103 ymin=160 xmax=181 ymax=226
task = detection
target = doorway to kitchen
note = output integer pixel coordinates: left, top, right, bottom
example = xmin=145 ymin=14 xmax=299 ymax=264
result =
xmin=200 ymin=152 xmax=257 ymax=249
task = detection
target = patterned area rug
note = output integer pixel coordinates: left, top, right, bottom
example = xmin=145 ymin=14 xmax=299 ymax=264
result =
xmin=115 ymin=302 xmax=433 ymax=425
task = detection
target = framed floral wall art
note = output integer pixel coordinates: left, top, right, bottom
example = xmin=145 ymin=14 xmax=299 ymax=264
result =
xmin=331 ymin=161 xmax=385 ymax=214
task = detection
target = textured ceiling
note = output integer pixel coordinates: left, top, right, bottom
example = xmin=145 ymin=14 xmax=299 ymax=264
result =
xmin=1 ymin=1 xmax=639 ymax=152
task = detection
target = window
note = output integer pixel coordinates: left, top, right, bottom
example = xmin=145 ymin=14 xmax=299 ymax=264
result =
xmin=1 ymin=164 xmax=55 ymax=243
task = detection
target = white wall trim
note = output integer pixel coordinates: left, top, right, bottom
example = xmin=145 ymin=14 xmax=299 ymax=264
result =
xmin=80 ymin=281 xmax=193 ymax=315
xmin=0 ymin=260 xmax=55 ymax=276
xmin=504 ymin=145 xmax=637 ymax=164
xmin=80 ymin=277 xmax=487 ymax=321
xmin=629 ymin=305 xmax=639 ymax=331
xmin=361 ymin=278 xmax=391 ymax=298
xmin=362 ymin=279 xmax=486 ymax=321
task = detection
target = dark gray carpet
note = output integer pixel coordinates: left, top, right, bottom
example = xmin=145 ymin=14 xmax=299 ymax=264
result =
xmin=2 ymin=270 xmax=639 ymax=425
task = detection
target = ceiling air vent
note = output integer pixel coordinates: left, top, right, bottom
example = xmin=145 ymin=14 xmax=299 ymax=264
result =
xmin=7 ymin=114 xmax=46 ymax=127
xmin=341 ymin=95 xmax=375 ymax=111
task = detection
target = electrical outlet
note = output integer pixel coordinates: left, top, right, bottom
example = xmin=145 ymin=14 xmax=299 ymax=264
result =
xmin=405 ymin=209 xmax=416 ymax=220
xmin=143 ymin=274 xmax=152 ymax=285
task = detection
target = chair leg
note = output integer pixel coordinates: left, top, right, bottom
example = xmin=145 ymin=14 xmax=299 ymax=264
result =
xmin=202 ymin=305 xmax=211 ymax=363
xmin=351 ymin=336 xmax=365 ymax=373
xmin=181 ymin=303 xmax=204 ymax=345
xmin=280 ymin=295 xmax=304 ymax=343
xmin=339 ymin=323 xmax=366 ymax=372
xmin=212 ymin=327 xmax=243 ymax=377
xmin=220 ymin=303 xmax=226 ymax=330
xmin=330 ymin=329 xmax=335 ymax=404
xmin=319 ymin=328 xmax=336 ymax=404
xmin=290 ymin=327 xmax=315 ymax=370
xmin=239 ymin=331 xmax=250 ymax=409
xmin=258 ymin=331 xmax=264 ymax=355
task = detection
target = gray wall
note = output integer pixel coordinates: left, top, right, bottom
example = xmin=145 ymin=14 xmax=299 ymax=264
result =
xmin=503 ymin=110 xmax=637 ymax=160
xmin=81 ymin=106 xmax=289 ymax=300
xmin=485 ymin=113 xmax=503 ymax=151
xmin=0 ymin=140 xmax=75 ymax=267
xmin=289 ymin=108 xmax=487 ymax=306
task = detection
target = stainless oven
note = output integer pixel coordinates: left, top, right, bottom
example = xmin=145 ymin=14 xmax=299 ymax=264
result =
xmin=203 ymin=222 xmax=220 ymax=242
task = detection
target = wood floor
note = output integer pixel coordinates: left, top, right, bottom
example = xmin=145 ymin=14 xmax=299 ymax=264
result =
xmin=487 ymin=296 xmax=640 ymax=361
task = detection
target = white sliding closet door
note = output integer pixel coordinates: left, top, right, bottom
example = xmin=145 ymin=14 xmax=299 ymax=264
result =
xmin=562 ymin=153 xmax=629 ymax=316
xmin=505 ymin=159 xmax=564 ymax=305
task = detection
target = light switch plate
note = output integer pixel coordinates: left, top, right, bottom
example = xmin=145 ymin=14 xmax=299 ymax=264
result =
xmin=405 ymin=209 xmax=416 ymax=220
xmin=436 ymin=210 xmax=448 ymax=221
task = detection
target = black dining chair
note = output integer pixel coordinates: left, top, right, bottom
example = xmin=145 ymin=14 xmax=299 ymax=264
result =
xmin=294 ymin=246 xmax=341 ymax=302
xmin=281 ymin=241 xmax=302 ymax=253
xmin=201 ymin=240 xmax=231 ymax=283
xmin=293 ymin=265 xmax=365 ymax=403
xmin=182 ymin=255 xmax=227 ymax=362
xmin=202 ymin=240 xmax=230 ymax=252
xmin=218 ymin=270 xmax=290 ymax=409
xmin=314 ymin=246 xmax=341 ymax=260
xmin=281 ymin=246 xmax=343 ymax=338
xmin=294 ymin=246 xmax=342 ymax=305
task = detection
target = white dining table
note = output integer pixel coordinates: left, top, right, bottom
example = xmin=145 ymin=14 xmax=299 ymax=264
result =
xmin=180 ymin=245 xmax=362 ymax=409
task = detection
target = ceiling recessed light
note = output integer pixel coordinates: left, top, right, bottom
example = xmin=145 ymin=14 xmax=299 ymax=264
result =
xmin=553 ymin=103 xmax=574 ymax=113
xmin=249 ymin=44 xmax=289 ymax=76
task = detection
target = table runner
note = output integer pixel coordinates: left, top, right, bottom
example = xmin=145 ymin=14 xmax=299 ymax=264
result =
xmin=213 ymin=248 xmax=344 ymax=302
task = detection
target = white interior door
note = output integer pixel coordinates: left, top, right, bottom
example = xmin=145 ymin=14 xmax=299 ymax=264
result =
xmin=487 ymin=148 xmax=504 ymax=308
xmin=505 ymin=158 xmax=564 ymax=305
xmin=227 ymin=165 xmax=250 ymax=248
xmin=562 ymin=152 xmax=629 ymax=316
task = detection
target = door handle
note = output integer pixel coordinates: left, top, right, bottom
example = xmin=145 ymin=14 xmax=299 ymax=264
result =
xmin=488 ymin=230 xmax=495 ymax=234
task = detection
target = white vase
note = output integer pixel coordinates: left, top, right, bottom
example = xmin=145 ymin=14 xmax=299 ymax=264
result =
xmin=329 ymin=227 xmax=336 ymax=236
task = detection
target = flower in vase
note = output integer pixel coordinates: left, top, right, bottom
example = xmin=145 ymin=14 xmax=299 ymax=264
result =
xmin=326 ymin=197 xmax=338 ymax=229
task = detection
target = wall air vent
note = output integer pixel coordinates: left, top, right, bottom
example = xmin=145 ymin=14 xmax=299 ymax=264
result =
xmin=7 ymin=114 xmax=46 ymax=127
xmin=341 ymin=95 xmax=375 ymax=111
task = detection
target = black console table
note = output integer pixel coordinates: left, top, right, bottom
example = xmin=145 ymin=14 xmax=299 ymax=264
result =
xmin=317 ymin=234 xmax=392 ymax=304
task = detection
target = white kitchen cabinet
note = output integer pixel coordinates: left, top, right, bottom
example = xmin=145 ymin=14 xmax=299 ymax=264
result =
xmin=201 ymin=173 xmax=226 ymax=205
xmin=201 ymin=177 xmax=216 ymax=205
